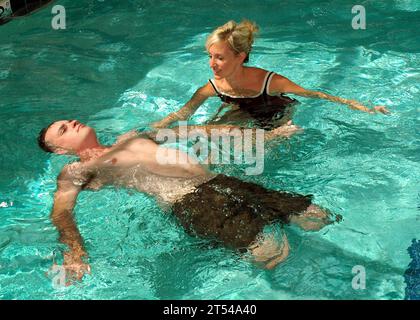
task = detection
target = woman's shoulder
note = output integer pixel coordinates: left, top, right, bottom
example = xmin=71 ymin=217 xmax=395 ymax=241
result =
xmin=244 ymin=66 xmax=270 ymax=76
xmin=242 ymin=67 xmax=273 ymax=87
xmin=246 ymin=67 xmax=288 ymax=77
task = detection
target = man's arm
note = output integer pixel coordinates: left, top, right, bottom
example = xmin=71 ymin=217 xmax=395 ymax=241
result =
xmin=51 ymin=166 xmax=90 ymax=281
xmin=270 ymin=74 xmax=390 ymax=114
xmin=152 ymin=83 xmax=216 ymax=129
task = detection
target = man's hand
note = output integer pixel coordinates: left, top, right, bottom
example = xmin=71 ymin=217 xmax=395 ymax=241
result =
xmin=62 ymin=251 xmax=91 ymax=285
xmin=267 ymin=121 xmax=303 ymax=140
xmin=116 ymin=130 xmax=139 ymax=144
xmin=151 ymin=120 xmax=166 ymax=129
xmin=50 ymin=168 xmax=90 ymax=285
xmin=47 ymin=251 xmax=90 ymax=287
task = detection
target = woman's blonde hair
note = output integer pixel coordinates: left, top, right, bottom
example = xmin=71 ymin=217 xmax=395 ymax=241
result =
xmin=205 ymin=20 xmax=259 ymax=63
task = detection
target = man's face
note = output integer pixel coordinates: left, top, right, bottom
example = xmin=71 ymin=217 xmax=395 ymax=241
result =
xmin=44 ymin=120 xmax=97 ymax=154
xmin=208 ymin=40 xmax=245 ymax=80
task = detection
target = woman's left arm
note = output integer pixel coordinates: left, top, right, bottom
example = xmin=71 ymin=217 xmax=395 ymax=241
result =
xmin=270 ymin=74 xmax=390 ymax=114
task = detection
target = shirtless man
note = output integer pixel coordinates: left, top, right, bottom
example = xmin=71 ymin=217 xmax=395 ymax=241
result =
xmin=38 ymin=120 xmax=334 ymax=282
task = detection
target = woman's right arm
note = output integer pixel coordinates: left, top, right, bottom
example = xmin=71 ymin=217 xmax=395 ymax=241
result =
xmin=152 ymin=82 xmax=216 ymax=129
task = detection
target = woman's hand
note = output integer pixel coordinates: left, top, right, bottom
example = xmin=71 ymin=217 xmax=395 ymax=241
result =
xmin=267 ymin=120 xmax=303 ymax=140
xmin=371 ymin=105 xmax=390 ymax=114
xmin=348 ymin=100 xmax=390 ymax=114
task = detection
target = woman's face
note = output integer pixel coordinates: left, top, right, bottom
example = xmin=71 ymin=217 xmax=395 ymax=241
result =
xmin=208 ymin=41 xmax=245 ymax=79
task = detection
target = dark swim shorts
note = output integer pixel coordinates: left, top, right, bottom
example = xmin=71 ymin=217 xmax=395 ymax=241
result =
xmin=172 ymin=174 xmax=312 ymax=250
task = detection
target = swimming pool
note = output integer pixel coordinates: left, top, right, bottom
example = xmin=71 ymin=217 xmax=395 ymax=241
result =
xmin=0 ymin=0 xmax=418 ymax=299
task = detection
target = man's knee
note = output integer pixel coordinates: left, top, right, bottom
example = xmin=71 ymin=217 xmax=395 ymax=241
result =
xmin=248 ymin=232 xmax=290 ymax=269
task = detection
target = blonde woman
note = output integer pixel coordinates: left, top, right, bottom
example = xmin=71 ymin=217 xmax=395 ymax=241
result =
xmin=153 ymin=20 xmax=389 ymax=130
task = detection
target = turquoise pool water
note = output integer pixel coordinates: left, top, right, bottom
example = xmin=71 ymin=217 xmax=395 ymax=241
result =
xmin=0 ymin=0 xmax=419 ymax=299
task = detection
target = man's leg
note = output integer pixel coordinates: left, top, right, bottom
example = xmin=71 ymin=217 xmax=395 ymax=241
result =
xmin=289 ymin=204 xmax=339 ymax=231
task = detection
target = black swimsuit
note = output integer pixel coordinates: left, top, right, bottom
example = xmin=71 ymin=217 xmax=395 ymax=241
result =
xmin=0 ymin=0 xmax=53 ymax=25
xmin=207 ymin=71 xmax=298 ymax=129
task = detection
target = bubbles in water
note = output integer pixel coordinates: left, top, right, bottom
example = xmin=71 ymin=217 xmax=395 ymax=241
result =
xmin=0 ymin=69 xmax=10 ymax=79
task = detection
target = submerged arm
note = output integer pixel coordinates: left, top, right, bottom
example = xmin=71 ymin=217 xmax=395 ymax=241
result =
xmin=152 ymin=82 xmax=216 ymax=129
xmin=116 ymin=120 xmax=300 ymax=147
xmin=270 ymin=74 xmax=390 ymax=114
xmin=149 ymin=122 xmax=301 ymax=143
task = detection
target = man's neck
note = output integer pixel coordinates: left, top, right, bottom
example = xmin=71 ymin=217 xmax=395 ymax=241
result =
xmin=78 ymin=145 xmax=109 ymax=162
